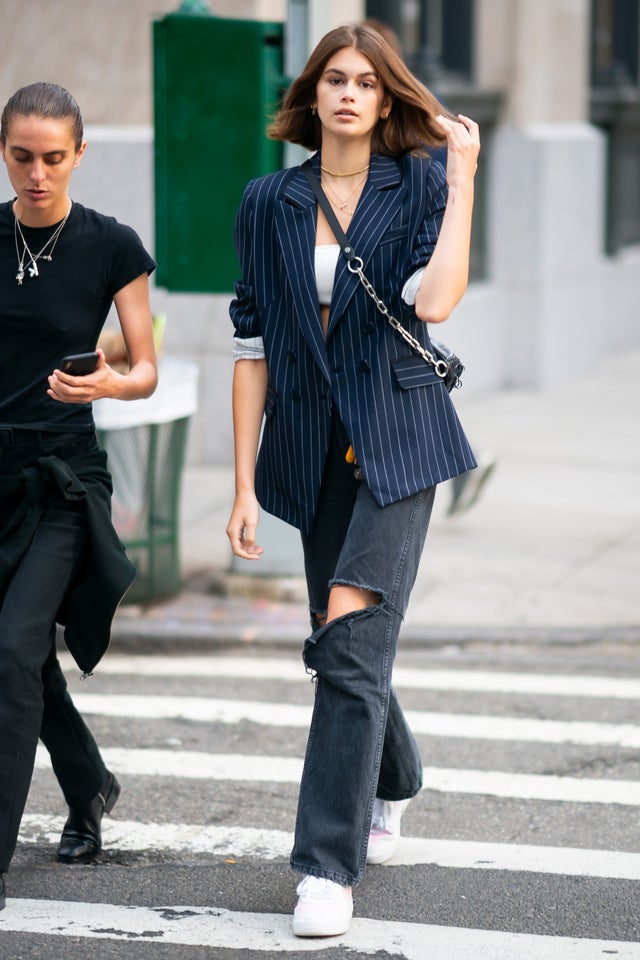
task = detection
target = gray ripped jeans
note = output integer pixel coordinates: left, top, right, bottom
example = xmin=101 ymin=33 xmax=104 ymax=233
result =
xmin=293 ymin=416 xmax=436 ymax=886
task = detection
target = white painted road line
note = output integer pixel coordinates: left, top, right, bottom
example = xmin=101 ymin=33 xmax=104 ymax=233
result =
xmin=18 ymin=815 xmax=640 ymax=880
xmin=2 ymin=899 xmax=640 ymax=958
xmin=34 ymin=747 xmax=640 ymax=805
xmin=420 ymin=766 xmax=640 ymax=806
xmin=61 ymin=652 xmax=640 ymax=700
xmin=69 ymin=692 xmax=640 ymax=748
xmin=34 ymin=746 xmax=304 ymax=783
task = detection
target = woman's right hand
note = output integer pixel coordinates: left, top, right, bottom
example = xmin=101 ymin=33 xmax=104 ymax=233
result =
xmin=226 ymin=491 xmax=264 ymax=560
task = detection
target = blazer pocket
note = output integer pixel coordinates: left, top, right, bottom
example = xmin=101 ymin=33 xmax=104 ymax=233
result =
xmin=379 ymin=226 xmax=408 ymax=245
xmin=392 ymin=355 xmax=444 ymax=390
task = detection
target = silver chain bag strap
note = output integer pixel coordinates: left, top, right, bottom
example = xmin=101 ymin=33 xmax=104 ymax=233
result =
xmin=302 ymin=160 xmax=464 ymax=392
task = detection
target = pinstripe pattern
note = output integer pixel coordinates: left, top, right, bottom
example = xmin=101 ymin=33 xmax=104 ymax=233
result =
xmin=230 ymin=152 xmax=476 ymax=533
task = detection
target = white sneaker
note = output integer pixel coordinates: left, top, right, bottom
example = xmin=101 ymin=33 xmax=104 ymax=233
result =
xmin=292 ymin=875 xmax=353 ymax=937
xmin=366 ymin=797 xmax=411 ymax=864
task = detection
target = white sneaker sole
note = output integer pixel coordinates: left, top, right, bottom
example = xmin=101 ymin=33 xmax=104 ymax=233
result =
xmin=366 ymin=838 xmax=397 ymax=865
xmin=292 ymin=914 xmax=352 ymax=937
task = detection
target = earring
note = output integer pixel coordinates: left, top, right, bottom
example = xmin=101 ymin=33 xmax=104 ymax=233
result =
xmin=311 ymin=105 xmax=317 ymax=116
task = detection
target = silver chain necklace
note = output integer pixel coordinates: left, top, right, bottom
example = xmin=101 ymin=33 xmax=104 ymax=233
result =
xmin=13 ymin=201 xmax=72 ymax=285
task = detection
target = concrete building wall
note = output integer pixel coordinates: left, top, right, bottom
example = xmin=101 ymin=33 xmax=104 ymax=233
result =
xmin=480 ymin=0 xmax=590 ymax=123
xmin=0 ymin=0 xmax=287 ymax=125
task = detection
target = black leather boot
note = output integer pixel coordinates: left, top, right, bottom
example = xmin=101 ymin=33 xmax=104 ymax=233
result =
xmin=0 ymin=872 xmax=6 ymax=910
xmin=56 ymin=771 xmax=121 ymax=864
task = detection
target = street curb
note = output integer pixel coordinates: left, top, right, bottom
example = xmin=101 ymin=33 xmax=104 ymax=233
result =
xmin=109 ymin=616 xmax=640 ymax=653
xmin=109 ymin=569 xmax=640 ymax=654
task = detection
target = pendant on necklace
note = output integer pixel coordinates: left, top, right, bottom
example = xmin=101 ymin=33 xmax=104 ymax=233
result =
xmin=13 ymin=199 xmax=72 ymax=286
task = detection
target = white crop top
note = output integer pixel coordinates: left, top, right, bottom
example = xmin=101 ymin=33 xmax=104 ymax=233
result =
xmin=232 ymin=254 xmax=425 ymax=363
xmin=315 ymin=244 xmax=340 ymax=305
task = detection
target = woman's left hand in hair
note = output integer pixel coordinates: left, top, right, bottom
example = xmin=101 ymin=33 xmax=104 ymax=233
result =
xmin=436 ymin=113 xmax=480 ymax=187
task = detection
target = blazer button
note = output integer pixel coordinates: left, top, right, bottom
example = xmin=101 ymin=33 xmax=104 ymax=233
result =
xmin=359 ymin=359 xmax=371 ymax=373
xmin=362 ymin=321 xmax=376 ymax=334
xmin=290 ymin=387 xmax=301 ymax=401
xmin=331 ymin=365 xmax=343 ymax=374
xmin=287 ymin=350 xmax=297 ymax=362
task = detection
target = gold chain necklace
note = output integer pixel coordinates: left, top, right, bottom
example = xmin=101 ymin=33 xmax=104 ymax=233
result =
xmin=320 ymin=163 xmax=370 ymax=177
xmin=321 ymin=173 xmax=367 ymax=217
xmin=13 ymin=201 xmax=72 ymax=285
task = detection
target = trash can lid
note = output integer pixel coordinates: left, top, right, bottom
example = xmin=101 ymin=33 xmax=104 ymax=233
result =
xmin=93 ymin=357 xmax=199 ymax=430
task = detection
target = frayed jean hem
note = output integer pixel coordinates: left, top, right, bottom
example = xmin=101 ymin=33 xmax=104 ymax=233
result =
xmin=290 ymin=860 xmax=354 ymax=887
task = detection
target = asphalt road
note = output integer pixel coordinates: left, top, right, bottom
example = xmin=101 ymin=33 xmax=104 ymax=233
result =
xmin=3 ymin=638 xmax=640 ymax=959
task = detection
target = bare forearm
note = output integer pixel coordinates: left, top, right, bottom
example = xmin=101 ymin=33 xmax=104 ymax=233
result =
xmin=226 ymin=358 xmax=268 ymax=559
xmin=414 ymin=180 xmax=475 ymax=323
xmin=233 ymin=358 xmax=268 ymax=493
xmin=106 ymin=359 xmax=158 ymax=400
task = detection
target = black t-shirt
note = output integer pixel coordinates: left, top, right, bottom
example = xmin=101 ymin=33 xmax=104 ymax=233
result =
xmin=0 ymin=200 xmax=156 ymax=432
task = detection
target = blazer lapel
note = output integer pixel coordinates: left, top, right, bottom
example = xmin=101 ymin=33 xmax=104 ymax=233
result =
xmin=274 ymin=162 xmax=331 ymax=383
xmin=328 ymin=155 xmax=405 ymax=337
xmin=272 ymin=155 xmax=405 ymax=372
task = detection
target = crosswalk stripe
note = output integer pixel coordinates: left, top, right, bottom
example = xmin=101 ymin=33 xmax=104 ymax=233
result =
xmin=69 ymin=692 xmax=640 ymax=747
xmin=62 ymin=653 xmax=640 ymax=700
xmin=18 ymin=815 xmax=640 ymax=880
xmin=423 ymin=767 xmax=637 ymax=805
xmin=34 ymin=747 xmax=640 ymax=805
xmin=2 ymin=899 xmax=640 ymax=958
xmin=15 ymin=655 xmax=639 ymax=952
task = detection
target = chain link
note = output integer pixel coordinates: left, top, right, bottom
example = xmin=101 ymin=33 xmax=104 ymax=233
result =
xmin=347 ymin=258 xmax=449 ymax=379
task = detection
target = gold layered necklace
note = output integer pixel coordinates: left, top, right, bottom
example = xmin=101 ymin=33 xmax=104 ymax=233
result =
xmin=321 ymin=171 xmax=368 ymax=217
xmin=13 ymin=201 xmax=72 ymax=285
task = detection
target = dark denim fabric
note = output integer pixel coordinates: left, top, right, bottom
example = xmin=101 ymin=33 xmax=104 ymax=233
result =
xmin=294 ymin=417 xmax=435 ymax=886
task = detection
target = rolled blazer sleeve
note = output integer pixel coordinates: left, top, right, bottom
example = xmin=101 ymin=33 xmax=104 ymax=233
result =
xmin=406 ymin=159 xmax=448 ymax=278
xmin=229 ymin=180 xmax=262 ymax=340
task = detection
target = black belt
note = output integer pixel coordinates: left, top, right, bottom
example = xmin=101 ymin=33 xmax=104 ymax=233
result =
xmin=0 ymin=428 xmax=42 ymax=446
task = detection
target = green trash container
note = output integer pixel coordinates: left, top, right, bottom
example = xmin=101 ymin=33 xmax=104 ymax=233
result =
xmin=153 ymin=9 xmax=284 ymax=293
xmin=94 ymin=358 xmax=199 ymax=604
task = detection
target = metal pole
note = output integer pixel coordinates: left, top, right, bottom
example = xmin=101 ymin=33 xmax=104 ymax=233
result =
xmin=284 ymin=0 xmax=311 ymax=169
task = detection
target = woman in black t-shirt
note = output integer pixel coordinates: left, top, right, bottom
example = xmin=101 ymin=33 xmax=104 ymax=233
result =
xmin=0 ymin=82 xmax=158 ymax=910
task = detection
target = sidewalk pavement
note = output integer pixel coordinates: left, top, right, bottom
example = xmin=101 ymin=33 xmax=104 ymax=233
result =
xmin=112 ymin=348 xmax=640 ymax=651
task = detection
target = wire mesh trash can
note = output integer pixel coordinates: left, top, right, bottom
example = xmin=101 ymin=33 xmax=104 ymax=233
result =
xmin=93 ymin=358 xmax=198 ymax=603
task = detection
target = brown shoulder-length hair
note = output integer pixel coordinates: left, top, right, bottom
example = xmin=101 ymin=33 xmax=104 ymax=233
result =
xmin=267 ymin=23 xmax=451 ymax=156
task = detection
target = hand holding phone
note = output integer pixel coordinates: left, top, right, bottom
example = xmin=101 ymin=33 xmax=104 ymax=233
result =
xmin=60 ymin=352 xmax=99 ymax=376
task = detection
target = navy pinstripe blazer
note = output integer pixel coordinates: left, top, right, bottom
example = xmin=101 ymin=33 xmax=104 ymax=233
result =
xmin=230 ymin=151 xmax=476 ymax=533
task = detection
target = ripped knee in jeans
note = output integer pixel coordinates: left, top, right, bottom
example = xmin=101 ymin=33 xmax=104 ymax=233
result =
xmin=310 ymin=609 xmax=326 ymax=631
xmin=303 ymin=598 xmax=391 ymax=689
xmin=326 ymin=581 xmax=384 ymax=623
xmin=309 ymin=579 xmax=386 ymax=632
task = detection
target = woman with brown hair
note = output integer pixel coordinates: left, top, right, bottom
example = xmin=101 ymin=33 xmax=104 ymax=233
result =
xmin=227 ymin=23 xmax=479 ymax=937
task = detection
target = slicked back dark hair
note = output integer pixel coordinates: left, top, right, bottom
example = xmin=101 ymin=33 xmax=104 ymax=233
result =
xmin=1 ymin=82 xmax=84 ymax=150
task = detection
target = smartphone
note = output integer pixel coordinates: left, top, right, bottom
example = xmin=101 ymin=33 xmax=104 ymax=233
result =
xmin=60 ymin=351 xmax=99 ymax=376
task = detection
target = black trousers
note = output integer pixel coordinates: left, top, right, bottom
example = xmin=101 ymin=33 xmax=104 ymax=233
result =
xmin=0 ymin=432 xmax=108 ymax=873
